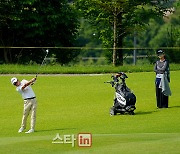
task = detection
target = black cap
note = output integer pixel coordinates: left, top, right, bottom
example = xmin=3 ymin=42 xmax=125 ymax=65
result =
xmin=157 ymin=50 xmax=164 ymax=55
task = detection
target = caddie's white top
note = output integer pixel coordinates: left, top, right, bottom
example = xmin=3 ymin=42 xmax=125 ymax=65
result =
xmin=16 ymin=79 xmax=36 ymax=100
xmin=156 ymin=74 xmax=164 ymax=78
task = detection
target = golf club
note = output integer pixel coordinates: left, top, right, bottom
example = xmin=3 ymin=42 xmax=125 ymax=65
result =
xmin=35 ymin=49 xmax=49 ymax=78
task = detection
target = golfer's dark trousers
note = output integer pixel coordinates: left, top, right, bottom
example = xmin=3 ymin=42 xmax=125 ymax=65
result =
xmin=156 ymin=87 xmax=168 ymax=108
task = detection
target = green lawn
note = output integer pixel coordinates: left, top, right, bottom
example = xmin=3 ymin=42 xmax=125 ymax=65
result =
xmin=0 ymin=63 xmax=180 ymax=74
xmin=0 ymin=71 xmax=180 ymax=153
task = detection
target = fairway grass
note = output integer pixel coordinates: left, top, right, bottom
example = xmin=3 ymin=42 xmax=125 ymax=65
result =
xmin=0 ymin=71 xmax=180 ymax=153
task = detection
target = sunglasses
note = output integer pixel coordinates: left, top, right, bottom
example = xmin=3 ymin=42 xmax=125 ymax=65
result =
xmin=158 ymin=53 xmax=164 ymax=56
xmin=13 ymin=81 xmax=18 ymax=85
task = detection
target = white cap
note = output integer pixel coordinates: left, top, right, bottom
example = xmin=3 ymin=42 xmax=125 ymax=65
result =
xmin=11 ymin=77 xmax=18 ymax=85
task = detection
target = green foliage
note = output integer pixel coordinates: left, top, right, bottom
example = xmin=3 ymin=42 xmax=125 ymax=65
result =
xmin=76 ymin=18 xmax=103 ymax=57
xmin=129 ymin=3 xmax=180 ymax=63
xmin=75 ymin=0 xmax=175 ymax=65
xmin=0 ymin=0 xmax=80 ymax=64
xmin=123 ymin=1 xmax=180 ymax=64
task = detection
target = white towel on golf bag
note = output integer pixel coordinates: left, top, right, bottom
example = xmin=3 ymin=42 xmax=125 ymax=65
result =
xmin=159 ymin=74 xmax=171 ymax=96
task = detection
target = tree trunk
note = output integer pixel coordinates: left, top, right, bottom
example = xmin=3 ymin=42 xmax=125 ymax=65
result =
xmin=113 ymin=12 xmax=117 ymax=66
xmin=3 ymin=48 xmax=13 ymax=63
xmin=3 ymin=49 xmax=9 ymax=63
xmin=117 ymin=36 xmax=123 ymax=66
xmin=116 ymin=12 xmax=123 ymax=66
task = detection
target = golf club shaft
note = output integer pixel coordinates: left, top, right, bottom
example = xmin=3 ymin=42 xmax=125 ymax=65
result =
xmin=36 ymin=49 xmax=49 ymax=78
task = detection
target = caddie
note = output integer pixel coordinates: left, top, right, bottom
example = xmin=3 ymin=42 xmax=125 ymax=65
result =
xmin=154 ymin=50 xmax=171 ymax=108
xmin=11 ymin=77 xmax=37 ymax=133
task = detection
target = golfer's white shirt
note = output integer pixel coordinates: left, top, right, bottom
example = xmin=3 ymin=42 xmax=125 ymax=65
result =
xmin=16 ymin=80 xmax=36 ymax=99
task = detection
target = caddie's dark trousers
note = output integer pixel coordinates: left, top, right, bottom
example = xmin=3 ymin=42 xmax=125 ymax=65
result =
xmin=156 ymin=87 xmax=168 ymax=108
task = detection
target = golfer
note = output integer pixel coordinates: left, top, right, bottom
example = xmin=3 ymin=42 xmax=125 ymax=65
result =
xmin=11 ymin=77 xmax=37 ymax=133
xmin=154 ymin=50 xmax=171 ymax=108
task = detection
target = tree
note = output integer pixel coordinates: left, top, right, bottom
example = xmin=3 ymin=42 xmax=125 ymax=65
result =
xmin=0 ymin=0 xmax=79 ymax=64
xmin=0 ymin=0 xmax=16 ymax=63
xmin=75 ymin=0 xmax=175 ymax=66
xmin=149 ymin=2 xmax=180 ymax=63
xmin=130 ymin=1 xmax=180 ymax=63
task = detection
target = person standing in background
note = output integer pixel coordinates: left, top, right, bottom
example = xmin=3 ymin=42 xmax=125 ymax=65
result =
xmin=154 ymin=50 xmax=171 ymax=109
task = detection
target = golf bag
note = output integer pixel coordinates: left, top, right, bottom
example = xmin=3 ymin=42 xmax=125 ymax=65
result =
xmin=105 ymin=72 xmax=136 ymax=115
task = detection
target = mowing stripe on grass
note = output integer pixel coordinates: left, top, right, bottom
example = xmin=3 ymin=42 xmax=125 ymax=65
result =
xmin=0 ymin=135 xmax=52 ymax=146
xmin=0 ymin=133 xmax=179 ymax=145
xmin=94 ymin=133 xmax=180 ymax=136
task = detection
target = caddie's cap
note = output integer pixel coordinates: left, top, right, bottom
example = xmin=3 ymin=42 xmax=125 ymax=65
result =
xmin=11 ymin=77 xmax=18 ymax=85
xmin=157 ymin=50 xmax=164 ymax=55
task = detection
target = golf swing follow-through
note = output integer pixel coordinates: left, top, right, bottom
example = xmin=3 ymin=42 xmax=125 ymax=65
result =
xmin=11 ymin=77 xmax=37 ymax=133
xmin=10 ymin=49 xmax=49 ymax=133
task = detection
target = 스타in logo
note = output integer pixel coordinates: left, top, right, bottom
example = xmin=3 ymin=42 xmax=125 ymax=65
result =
xmin=78 ymin=133 xmax=92 ymax=147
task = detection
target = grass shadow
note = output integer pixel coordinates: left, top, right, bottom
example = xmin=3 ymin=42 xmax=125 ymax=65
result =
xmin=36 ymin=128 xmax=76 ymax=132
xmin=114 ymin=110 xmax=156 ymax=116
xmin=135 ymin=110 xmax=157 ymax=115
xmin=168 ymin=106 xmax=180 ymax=109
xmin=135 ymin=106 xmax=180 ymax=115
